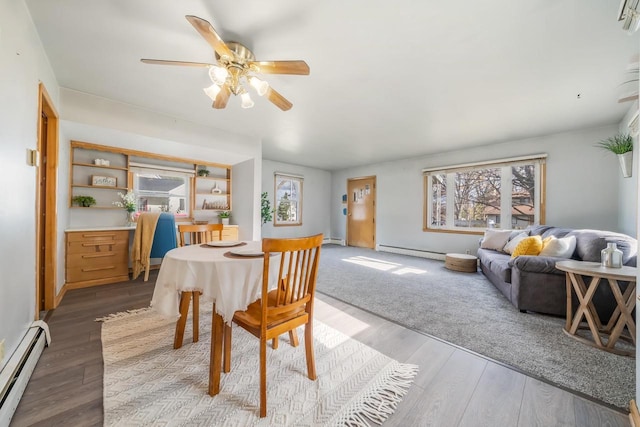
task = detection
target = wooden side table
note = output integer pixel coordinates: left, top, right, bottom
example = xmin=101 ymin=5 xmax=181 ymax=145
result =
xmin=555 ymin=260 xmax=636 ymax=357
xmin=445 ymin=253 xmax=478 ymax=273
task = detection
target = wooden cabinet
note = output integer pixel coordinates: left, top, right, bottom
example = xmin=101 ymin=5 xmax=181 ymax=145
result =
xmin=66 ymin=230 xmax=130 ymax=288
xmin=216 ymin=225 xmax=239 ymax=241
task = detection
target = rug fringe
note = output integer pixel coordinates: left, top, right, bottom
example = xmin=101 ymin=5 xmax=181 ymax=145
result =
xmin=95 ymin=307 xmax=152 ymax=322
xmin=333 ymin=361 xmax=419 ymax=426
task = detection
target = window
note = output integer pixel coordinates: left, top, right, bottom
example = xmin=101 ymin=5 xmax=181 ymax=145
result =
xmin=424 ymin=155 xmax=545 ymax=232
xmin=131 ymin=163 xmax=193 ymax=219
xmin=274 ymin=173 xmax=303 ymax=226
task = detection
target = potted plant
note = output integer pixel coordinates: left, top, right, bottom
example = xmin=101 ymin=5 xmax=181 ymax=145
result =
xmin=218 ymin=210 xmax=231 ymax=225
xmin=261 ymin=192 xmax=273 ymax=225
xmin=112 ymin=191 xmax=138 ymax=225
xmin=596 ymin=133 xmax=634 ymax=178
xmin=72 ymin=195 xmax=96 ymax=207
xmin=197 ymin=167 xmax=210 ymax=177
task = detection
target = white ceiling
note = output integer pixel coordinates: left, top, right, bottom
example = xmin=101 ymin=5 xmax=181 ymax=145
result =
xmin=26 ymin=0 xmax=639 ymax=170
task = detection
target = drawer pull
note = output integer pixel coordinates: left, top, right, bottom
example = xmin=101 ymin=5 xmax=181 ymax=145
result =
xmin=81 ymin=266 xmax=116 ymax=272
xmin=81 ymin=242 xmax=114 ymax=247
xmin=81 ymin=253 xmax=115 ymax=259
xmin=82 ymin=233 xmax=116 ymax=238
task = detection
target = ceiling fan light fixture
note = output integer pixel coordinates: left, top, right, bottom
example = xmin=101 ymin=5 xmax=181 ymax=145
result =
xmin=249 ymin=76 xmax=269 ymax=96
xmin=203 ymin=84 xmax=222 ymax=101
xmin=209 ymin=65 xmax=229 ymax=85
xmin=241 ymin=92 xmax=254 ymax=109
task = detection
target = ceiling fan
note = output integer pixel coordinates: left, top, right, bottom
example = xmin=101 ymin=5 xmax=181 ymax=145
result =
xmin=141 ymin=15 xmax=310 ymax=111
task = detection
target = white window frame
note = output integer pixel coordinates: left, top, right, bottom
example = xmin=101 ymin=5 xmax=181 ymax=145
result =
xmin=274 ymin=172 xmax=303 ymax=227
xmin=423 ymin=154 xmax=546 ymax=233
xmin=130 ymin=162 xmax=194 ymax=219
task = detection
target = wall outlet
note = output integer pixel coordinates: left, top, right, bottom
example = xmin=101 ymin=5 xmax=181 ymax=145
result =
xmin=466 ymin=249 xmax=470 ymax=254
xmin=0 ymin=339 xmax=5 ymax=364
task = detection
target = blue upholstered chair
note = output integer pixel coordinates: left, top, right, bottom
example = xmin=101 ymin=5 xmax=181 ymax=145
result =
xmin=144 ymin=212 xmax=177 ymax=281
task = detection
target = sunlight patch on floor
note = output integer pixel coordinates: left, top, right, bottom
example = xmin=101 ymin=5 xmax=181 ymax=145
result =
xmin=342 ymin=256 xmax=427 ymax=275
xmin=392 ymin=267 xmax=427 ymax=275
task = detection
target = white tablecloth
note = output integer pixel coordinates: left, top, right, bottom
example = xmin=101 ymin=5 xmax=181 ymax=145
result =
xmin=150 ymin=241 xmax=280 ymax=324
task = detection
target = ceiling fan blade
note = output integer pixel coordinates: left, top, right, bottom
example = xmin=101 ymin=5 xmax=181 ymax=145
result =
xmin=266 ymin=87 xmax=293 ymax=111
xmin=141 ymin=59 xmax=213 ymax=67
xmin=250 ymin=60 xmax=310 ymax=75
xmin=213 ymin=84 xmax=231 ymax=109
xmin=185 ymin=15 xmax=234 ymax=59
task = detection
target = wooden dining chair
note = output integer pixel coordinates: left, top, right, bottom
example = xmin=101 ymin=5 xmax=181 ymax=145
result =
xmin=223 ymin=233 xmax=323 ymax=418
xmin=173 ymin=223 xmax=225 ymax=348
xmin=177 ymin=223 xmax=224 ymax=246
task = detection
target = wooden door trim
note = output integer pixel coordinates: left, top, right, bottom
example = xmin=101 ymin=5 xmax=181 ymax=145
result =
xmin=37 ymin=82 xmax=59 ymax=314
xmin=346 ymin=176 xmax=376 ymax=249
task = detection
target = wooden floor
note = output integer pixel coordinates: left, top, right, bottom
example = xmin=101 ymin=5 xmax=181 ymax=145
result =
xmin=10 ymin=273 xmax=630 ymax=427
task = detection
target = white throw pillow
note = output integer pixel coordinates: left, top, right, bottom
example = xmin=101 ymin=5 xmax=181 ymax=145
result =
xmin=539 ymin=235 xmax=577 ymax=258
xmin=480 ymin=229 xmax=512 ymax=251
xmin=503 ymin=232 xmax=529 ymax=255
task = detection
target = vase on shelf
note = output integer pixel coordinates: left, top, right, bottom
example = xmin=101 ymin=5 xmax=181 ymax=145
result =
xmin=125 ymin=210 xmax=136 ymax=226
xmin=601 ymin=242 xmax=622 ymax=268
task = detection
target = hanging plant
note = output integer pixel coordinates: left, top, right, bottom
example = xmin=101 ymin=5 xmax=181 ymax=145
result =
xmin=595 ymin=133 xmax=633 ymax=154
xmin=596 ymin=133 xmax=634 ymax=178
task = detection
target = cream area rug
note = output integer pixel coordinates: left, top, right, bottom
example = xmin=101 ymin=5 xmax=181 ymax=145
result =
xmin=100 ymin=307 xmax=418 ymax=426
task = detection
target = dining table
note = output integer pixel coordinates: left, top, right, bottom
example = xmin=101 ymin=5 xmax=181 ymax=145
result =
xmin=150 ymin=240 xmax=280 ymax=395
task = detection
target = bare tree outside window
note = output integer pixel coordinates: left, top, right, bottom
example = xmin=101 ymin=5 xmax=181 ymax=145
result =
xmin=425 ymin=158 xmax=544 ymax=231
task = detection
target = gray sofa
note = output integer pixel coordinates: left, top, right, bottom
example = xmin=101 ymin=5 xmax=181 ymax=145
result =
xmin=477 ymin=225 xmax=637 ymax=319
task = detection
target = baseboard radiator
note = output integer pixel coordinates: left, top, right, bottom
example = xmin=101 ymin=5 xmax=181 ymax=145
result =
xmin=0 ymin=322 xmax=49 ymax=427
xmin=377 ymin=244 xmax=447 ymax=261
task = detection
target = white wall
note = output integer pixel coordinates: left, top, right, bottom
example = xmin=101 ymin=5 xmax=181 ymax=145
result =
xmin=0 ymin=0 xmax=59 ymax=370
xmin=618 ymin=103 xmax=639 ymax=237
xmin=261 ymin=159 xmax=331 ymax=239
xmin=331 ymin=125 xmax=626 ymax=256
xmin=232 ymin=158 xmax=261 ymax=241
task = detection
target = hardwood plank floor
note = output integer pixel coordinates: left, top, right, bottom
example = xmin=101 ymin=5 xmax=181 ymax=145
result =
xmin=10 ymin=273 xmax=630 ymax=426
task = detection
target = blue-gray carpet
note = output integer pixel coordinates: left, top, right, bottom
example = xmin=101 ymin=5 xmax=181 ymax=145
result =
xmin=316 ymin=244 xmax=634 ymax=409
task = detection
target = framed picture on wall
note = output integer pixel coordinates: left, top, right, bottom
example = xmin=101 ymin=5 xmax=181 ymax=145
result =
xmin=91 ymin=175 xmax=117 ymax=187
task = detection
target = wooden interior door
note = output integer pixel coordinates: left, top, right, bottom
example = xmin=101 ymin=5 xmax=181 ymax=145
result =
xmin=347 ymin=176 xmax=376 ymax=248
xmin=36 ymin=83 xmax=59 ymax=315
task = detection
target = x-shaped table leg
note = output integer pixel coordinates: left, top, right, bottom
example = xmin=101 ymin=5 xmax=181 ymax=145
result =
xmin=567 ymin=272 xmax=604 ymax=346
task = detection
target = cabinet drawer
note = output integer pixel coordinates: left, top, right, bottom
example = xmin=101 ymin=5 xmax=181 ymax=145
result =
xmin=67 ymin=230 xmax=129 ymax=243
xmin=67 ymin=250 xmax=128 ymax=270
xmin=67 ymin=239 xmax=128 ymax=255
xmin=67 ymin=262 xmax=129 ymax=283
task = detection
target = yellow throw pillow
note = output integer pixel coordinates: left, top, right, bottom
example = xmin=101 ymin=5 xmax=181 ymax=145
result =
xmin=511 ymin=235 xmax=543 ymax=258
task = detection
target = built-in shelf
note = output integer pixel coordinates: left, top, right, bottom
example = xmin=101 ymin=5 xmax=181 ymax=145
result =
xmin=70 ymin=141 xmax=233 ymax=221
xmin=196 ymin=192 xmax=229 ymax=196
xmin=72 ymin=162 xmax=129 ymax=171
xmin=72 ymin=184 xmax=129 ymax=191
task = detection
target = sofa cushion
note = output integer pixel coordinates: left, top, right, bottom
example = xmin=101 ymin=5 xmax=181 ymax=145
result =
xmin=541 ymin=227 xmax=573 ymax=239
xmin=509 ymin=255 xmax=564 ymax=274
xmin=525 ymin=225 xmax=556 ymax=237
xmin=488 ymin=256 xmax=512 ymax=283
xmin=539 ymin=235 xmax=576 ymax=258
xmin=570 ymin=229 xmax=638 ymax=264
xmin=503 ymin=232 xmax=528 ymax=255
xmin=512 ymin=235 xmax=543 ymax=257
xmin=480 ymin=229 xmax=512 ymax=251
